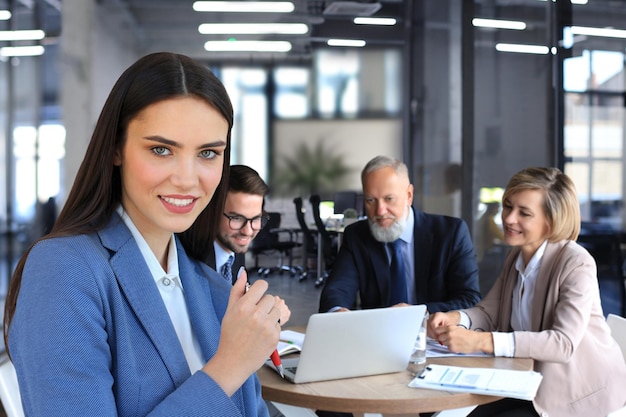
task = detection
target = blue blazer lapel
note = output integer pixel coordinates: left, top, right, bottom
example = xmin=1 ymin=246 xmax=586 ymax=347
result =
xmin=99 ymin=214 xmax=191 ymax=386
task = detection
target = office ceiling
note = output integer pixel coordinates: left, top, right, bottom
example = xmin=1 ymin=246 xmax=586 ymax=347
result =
xmin=11 ymin=0 xmax=626 ymax=115
xmin=97 ymin=0 xmax=407 ymax=63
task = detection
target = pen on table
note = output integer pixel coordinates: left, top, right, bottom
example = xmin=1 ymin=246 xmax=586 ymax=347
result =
xmin=245 ymin=280 xmax=284 ymax=378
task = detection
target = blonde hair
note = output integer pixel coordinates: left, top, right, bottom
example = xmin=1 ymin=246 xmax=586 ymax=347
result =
xmin=503 ymin=167 xmax=580 ymax=241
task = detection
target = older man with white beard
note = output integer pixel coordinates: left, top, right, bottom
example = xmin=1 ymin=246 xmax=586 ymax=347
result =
xmin=318 ymin=155 xmax=482 ymax=314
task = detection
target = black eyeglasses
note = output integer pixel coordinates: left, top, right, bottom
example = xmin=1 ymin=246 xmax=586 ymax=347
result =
xmin=223 ymin=213 xmax=269 ymax=231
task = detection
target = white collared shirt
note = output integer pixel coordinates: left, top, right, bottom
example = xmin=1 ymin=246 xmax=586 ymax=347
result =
xmin=492 ymin=240 xmax=548 ymax=357
xmin=117 ymin=207 xmax=204 ymax=373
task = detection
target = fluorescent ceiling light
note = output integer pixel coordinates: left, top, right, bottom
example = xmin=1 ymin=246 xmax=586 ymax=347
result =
xmin=472 ymin=18 xmax=526 ymax=30
xmin=193 ymin=1 xmax=294 ymax=13
xmin=327 ymin=39 xmax=366 ymax=47
xmin=0 ymin=30 xmax=45 ymax=41
xmin=199 ymin=23 xmax=308 ymax=35
xmin=570 ymin=26 xmax=626 ymax=39
xmin=353 ymin=17 xmax=396 ymax=26
xmin=204 ymin=40 xmax=292 ymax=52
xmin=0 ymin=10 xmax=11 ymax=20
xmin=1 ymin=45 xmax=45 ymax=57
xmin=495 ymin=43 xmax=549 ymax=54
xmin=537 ymin=0 xmax=587 ymax=3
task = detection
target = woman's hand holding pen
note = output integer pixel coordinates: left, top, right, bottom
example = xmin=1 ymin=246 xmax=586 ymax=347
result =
xmin=203 ymin=270 xmax=291 ymax=395
xmin=428 ymin=311 xmax=494 ymax=355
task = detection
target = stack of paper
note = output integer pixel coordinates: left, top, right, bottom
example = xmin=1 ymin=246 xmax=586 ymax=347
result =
xmin=408 ymin=364 xmax=543 ymax=401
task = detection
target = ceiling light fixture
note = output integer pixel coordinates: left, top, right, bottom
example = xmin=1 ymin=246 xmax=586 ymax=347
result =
xmin=327 ymin=39 xmax=366 ymax=47
xmin=0 ymin=29 xmax=45 ymax=41
xmin=570 ymin=26 xmax=626 ymax=39
xmin=324 ymin=2 xmax=381 ymax=16
xmin=353 ymin=17 xmax=396 ymax=26
xmin=204 ymin=40 xmax=292 ymax=52
xmin=193 ymin=1 xmax=295 ymax=13
xmin=0 ymin=45 xmax=45 ymax=57
xmin=0 ymin=10 xmax=11 ymax=20
xmin=536 ymin=0 xmax=587 ymax=3
xmin=495 ymin=43 xmax=549 ymax=54
xmin=472 ymin=18 xmax=526 ymax=30
xmin=199 ymin=23 xmax=308 ymax=35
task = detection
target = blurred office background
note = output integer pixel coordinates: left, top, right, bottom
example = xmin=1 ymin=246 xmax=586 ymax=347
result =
xmin=1 ymin=0 xmax=625 ymax=315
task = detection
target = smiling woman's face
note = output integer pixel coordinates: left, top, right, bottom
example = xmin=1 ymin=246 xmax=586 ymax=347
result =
xmin=501 ymin=189 xmax=550 ymax=262
xmin=114 ymin=96 xmax=228 ymax=248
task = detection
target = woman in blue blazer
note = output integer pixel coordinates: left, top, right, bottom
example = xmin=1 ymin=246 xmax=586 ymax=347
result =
xmin=3 ymin=52 xmax=290 ymax=417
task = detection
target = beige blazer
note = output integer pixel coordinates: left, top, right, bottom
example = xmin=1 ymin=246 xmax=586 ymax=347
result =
xmin=465 ymin=240 xmax=626 ymax=417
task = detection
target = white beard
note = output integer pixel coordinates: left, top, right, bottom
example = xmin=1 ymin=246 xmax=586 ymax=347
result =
xmin=368 ymin=208 xmax=408 ymax=242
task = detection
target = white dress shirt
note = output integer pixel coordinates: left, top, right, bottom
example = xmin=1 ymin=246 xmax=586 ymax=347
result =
xmin=460 ymin=240 xmax=547 ymax=357
xmin=117 ymin=207 xmax=204 ymax=373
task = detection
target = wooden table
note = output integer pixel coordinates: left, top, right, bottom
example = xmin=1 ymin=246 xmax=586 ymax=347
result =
xmin=259 ymin=355 xmax=534 ymax=416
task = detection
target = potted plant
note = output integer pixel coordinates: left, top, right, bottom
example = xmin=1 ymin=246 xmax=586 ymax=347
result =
xmin=272 ymin=140 xmax=352 ymax=198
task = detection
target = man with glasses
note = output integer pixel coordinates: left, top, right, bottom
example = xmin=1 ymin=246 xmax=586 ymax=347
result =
xmin=206 ymin=165 xmax=270 ymax=284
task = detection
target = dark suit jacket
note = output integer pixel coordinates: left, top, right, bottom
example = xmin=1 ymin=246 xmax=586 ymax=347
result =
xmin=319 ymin=209 xmax=481 ymax=313
xmin=205 ymin=245 xmax=246 ymax=285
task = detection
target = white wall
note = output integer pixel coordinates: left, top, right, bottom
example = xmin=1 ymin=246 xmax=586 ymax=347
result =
xmin=60 ymin=0 xmax=140 ymax=204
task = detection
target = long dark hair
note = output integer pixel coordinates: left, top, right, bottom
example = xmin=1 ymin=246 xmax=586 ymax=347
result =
xmin=3 ymin=52 xmax=234 ymax=352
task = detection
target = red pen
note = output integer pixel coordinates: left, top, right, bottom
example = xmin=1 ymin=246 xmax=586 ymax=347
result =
xmin=245 ymin=281 xmax=284 ymax=378
xmin=270 ymin=348 xmax=284 ymax=378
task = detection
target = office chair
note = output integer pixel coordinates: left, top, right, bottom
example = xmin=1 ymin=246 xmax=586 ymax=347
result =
xmin=293 ymin=197 xmax=318 ymax=282
xmin=577 ymin=223 xmax=626 ymax=317
xmin=0 ymin=353 xmax=25 ymax=417
xmin=309 ymin=194 xmax=338 ymax=287
xmin=249 ymin=212 xmax=299 ymax=277
xmin=333 ymin=190 xmax=358 ymax=215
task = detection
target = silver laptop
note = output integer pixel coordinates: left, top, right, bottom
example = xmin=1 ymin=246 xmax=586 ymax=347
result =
xmin=270 ymin=305 xmax=427 ymax=383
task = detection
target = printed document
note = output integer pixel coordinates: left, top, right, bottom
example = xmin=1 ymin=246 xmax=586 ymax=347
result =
xmin=408 ymin=364 xmax=543 ymax=401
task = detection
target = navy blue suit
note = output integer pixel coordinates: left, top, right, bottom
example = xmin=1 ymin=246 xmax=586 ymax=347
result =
xmin=319 ymin=209 xmax=481 ymax=313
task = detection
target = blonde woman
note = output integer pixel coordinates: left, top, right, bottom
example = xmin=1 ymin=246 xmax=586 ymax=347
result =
xmin=429 ymin=167 xmax=626 ymax=417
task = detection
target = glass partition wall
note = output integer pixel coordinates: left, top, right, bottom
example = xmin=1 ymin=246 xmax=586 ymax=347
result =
xmin=409 ymin=1 xmax=626 ymax=296
xmin=1 ymin=0 xmax=625 ymax=308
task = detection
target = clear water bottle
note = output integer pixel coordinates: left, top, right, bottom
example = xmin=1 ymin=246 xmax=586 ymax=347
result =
xmin=410 ymin=311 xmax=429 ymax=365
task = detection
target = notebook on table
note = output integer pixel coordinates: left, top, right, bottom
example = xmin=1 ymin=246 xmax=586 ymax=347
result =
xmin=267 ymin=305 xmax=427 ymax=384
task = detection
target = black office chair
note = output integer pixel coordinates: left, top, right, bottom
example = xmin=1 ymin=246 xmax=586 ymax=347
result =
xmin=293 ymin=197 xmax=318 ymax=282
xmin=309 ymin=194 xmax=338 ymax=287
xmin=577 ymin=222 xmax=626 ymax=317
xmin=249 ymin=212 xmax=299 ymax=277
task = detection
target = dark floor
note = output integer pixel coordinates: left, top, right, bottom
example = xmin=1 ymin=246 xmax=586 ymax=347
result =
xmin=247 ymin=250 xmax=322 ymax=328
